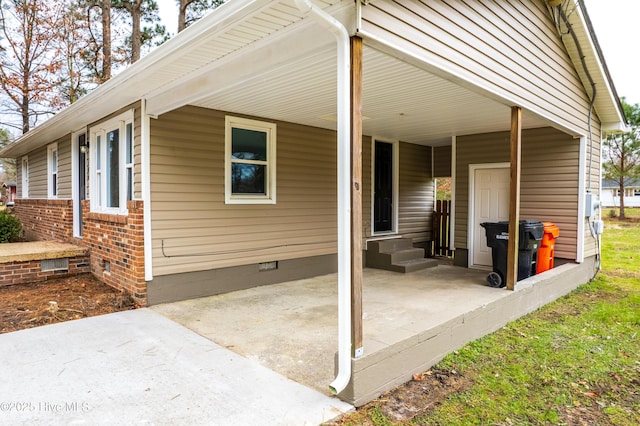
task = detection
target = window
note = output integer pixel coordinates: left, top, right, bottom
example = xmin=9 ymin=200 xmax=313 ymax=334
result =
xmin=21 ymin=156 xmax=29 ymax=198
xmin=125 ymin=122 xmax=134 ymax=201
xmin=47 ymin=143 xmax=58 ymax=198
xmin=90 ymin=111 xmax=134 ymax=214
xmin=225 ymin=116 xmax=276 ymax=204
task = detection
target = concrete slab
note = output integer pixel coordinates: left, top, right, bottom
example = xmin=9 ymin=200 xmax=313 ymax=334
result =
xmin=152 ymin=260 xmax=595 ymax=406
xmin=152 ymin=264 xmax=497 ymax=394
xmin=0 ymin=241 xmax=87 ymax=263
xmin=0 ymin=309 xmax=352 ymax=425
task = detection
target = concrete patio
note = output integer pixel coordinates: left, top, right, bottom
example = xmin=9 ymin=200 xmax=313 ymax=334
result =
xmin=152 ymin=258 xmax=595 ymax=406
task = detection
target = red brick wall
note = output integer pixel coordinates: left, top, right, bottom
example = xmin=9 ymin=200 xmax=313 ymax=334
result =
xmin=82 ymin=200 xmax=147 ymax=305
xmin=12 ymin=199 xmax=74 ymax=242
xmin=0 ymin=256 xmax=91 ymax=287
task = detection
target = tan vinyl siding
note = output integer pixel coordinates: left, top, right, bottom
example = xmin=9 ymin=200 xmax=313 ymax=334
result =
xmin=16 ymin=159 xmax=22 ymax=197
xmin=26 ymin=146 xmax=47 ymax=198
xmin=398 ymin=142 xmax=433 ymax=242
xmin=583 ymin=124 xmax=601 ymax=258
xmin=433 ymin=146 xmax=452 ymax=178
xmin=57 ymin=136 xmax=72 ymax=199
xmin=150 ymin=106 xmax=338 ymax=276
xmin=455 ymin=127 xmax=582 ymax=260
xmin=361 ymin=0 xmax=591 ymax=136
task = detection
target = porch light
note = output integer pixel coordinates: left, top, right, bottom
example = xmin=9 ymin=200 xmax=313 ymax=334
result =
xmin=80 ymin=140 xmax=89 ymax=154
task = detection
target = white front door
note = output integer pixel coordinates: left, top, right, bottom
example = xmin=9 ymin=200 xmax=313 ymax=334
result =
xmin=471 ymin=167 xmax=510 ymax=267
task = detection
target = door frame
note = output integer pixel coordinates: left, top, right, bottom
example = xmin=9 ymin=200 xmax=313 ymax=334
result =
xmin=467 ymin=162 xmax=510 ymax=268
xmin=371 ymin=137 xmax=399 ymax=236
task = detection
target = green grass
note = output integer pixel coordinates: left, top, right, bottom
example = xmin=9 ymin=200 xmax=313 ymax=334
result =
xmin=604 ymin=207 xmax=640 ymax=220
xmin=339 ymin=220 xmax=640 ymax=425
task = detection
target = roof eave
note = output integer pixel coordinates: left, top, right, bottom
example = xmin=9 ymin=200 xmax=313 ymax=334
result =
xmin=0 ymin=0 xmax=272 ymax=159
xmin=575 ymin=0 xmax=627 ymax=127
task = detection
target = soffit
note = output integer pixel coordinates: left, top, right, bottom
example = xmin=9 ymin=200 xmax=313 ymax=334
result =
xmin=192 ymin=41 xmax=550 ymax=147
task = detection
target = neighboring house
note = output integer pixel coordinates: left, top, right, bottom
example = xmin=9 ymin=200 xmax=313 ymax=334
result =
xmin=1 ymin=182 xmax=16 ymax=206
xmin=0 ymin=0 xmax=626 ymax=404
xmin=601 ymin=178 xmax=640 ymax=208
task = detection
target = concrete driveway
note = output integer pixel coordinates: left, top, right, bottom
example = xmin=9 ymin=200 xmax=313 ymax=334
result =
xmin=0 ymin=309 xmax=352 ymax=425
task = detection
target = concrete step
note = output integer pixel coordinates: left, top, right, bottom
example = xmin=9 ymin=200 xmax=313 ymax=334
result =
xmin=389 ymin=247 xmax=426 ymax=264
xmin=366 ymin=237 xmax=436 ymax=274
xmin=368 ymin=238 xmax=414 ymax=254
xmin=391 ymin=258 xmax=439 ymax=273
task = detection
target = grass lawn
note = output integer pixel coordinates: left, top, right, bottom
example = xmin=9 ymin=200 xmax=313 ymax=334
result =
xmin=337 ymin=218 xmax=640 ymax=425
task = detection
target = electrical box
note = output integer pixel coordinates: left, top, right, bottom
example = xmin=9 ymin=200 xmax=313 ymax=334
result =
xmin=593 ymin=220 xmax=604 ymax=235
xmin=585 ymin=192 xmax=600 ymax=218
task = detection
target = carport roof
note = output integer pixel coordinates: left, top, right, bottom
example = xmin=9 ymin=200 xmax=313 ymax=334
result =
xmin=0 ymin=0 xmax=626 ymax=158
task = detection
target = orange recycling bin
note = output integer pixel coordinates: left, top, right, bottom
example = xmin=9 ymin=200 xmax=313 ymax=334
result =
xmin=536 ymin=222 xmax=560 ymax=274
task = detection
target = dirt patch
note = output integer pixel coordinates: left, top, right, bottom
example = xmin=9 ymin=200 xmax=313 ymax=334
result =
xmin=0 ymin=274 xmax=138 ymax=334
xmin=329 ymin=368 xmax=472 ymax=425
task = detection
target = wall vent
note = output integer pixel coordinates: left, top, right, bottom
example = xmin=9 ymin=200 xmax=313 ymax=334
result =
xmin=258 ymin=261 xmax=278 ymax=271
xmin=41 ymin=258 xmax=69 ymax=272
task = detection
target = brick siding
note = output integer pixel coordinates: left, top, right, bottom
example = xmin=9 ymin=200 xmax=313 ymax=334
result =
xmin=0 ymin=256 xmax=91 ymax=287
xmin=82 ymin=200 xmax=147 ymax=305
xmin=12 ymin=199 xmax=74 ymax=242
xmin=11 ymin=199 xmax=147 ymax=305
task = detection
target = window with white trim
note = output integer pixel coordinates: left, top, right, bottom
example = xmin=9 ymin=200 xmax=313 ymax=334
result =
xmin=47 ymin=143 xmax=58 ymax=198
xmin=225 ymin=116 xmax=276 ymax=204
xmin=125 ymin=122 xmax=134 ymax=201
xmin=21 ymin=156 xmax=29 ymax=198
xmin=90 ymin=110 xmax=134 ymax=214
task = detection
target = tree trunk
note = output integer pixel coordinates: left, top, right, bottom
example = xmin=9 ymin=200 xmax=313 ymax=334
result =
xmin=130 ymin=0 xmax=142 ymax=63
xmin=102 ymin=0 xmax=112 ymax=81
xmin=178 ymin=0 xmax=190 ymax=33
xmin=21 ymin=94 xmax=29 ymax=134
xmin=619 ymin=177 xmax=626 ymax=220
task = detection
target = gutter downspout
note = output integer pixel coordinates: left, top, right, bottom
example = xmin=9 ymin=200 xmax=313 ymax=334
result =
xmin=294 ymin=0 xmax=352 ymax=395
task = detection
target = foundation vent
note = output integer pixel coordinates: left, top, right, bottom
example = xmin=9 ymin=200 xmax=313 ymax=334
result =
xmin=258 ymin=261 xmax=278 ymax=272
xmin=41 ymin=258 xmax=69 ymax=272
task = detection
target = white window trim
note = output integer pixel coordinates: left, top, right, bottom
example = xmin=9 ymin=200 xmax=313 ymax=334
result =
xmin=21 ymin=156 xmax=29 ymax=198
xmin=89 ymin=110 xmax=134 ymax=215
xmin=47 ymin=143 xmax=58 ymax=199
xmin=224 ymin=115 xmax=277 ymax=204
xmin=125 ymin=122 xmax=134 ymax=202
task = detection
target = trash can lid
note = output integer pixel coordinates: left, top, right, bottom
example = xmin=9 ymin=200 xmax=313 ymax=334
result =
xmin=542 ymin=222 xmax=560 ymax=237
xmin=519 ymin=219 xmax=544 ymax=240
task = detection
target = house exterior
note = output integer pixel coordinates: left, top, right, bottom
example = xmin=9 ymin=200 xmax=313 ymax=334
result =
xmin=0 ymin=0 xmax=626 ymax=403
xmin=2 ymin=182 xmax=16 ymax=206
xmin=601 ymin=178 xmax=640 ymax=208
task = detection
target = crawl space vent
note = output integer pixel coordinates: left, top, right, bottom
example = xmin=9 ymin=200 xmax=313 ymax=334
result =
xmin=41 ymin=258 xmax=69 ymax=272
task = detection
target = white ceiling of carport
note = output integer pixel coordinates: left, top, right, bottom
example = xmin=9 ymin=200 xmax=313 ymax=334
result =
xmin=190 ymin=41 xmax=550 ymax=147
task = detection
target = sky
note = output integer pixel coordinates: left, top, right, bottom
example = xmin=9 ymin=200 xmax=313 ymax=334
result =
xmin=583 ymin=0 xmax=640 ymax=106
xmin=157 ymin=0 xmax=638 ymax=106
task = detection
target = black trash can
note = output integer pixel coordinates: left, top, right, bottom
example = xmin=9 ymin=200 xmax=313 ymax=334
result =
xmin=480 ymin=220 xmax=544 ymax=288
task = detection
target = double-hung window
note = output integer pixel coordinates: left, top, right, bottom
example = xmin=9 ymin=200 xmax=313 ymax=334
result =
xmin=225 ymin=116 xmax=276 ymax=204
xmin=90 ymin=111 xmax=134 ymax=214
xmin=47 ymin=143 xmax=58 ymax=198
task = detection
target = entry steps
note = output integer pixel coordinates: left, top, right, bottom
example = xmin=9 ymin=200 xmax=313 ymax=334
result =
xmin=366 ymin=238 xmax=438 ymax=273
